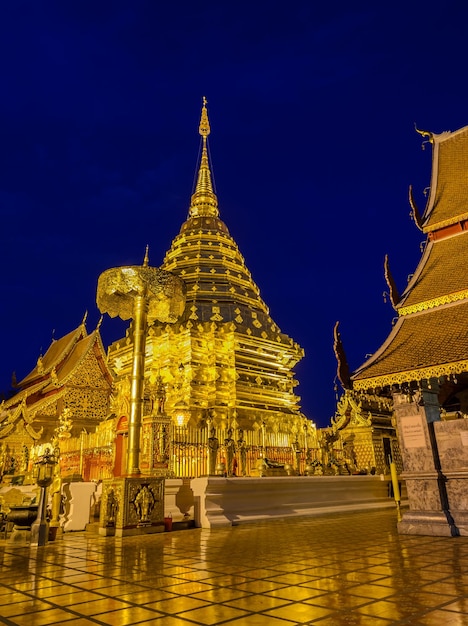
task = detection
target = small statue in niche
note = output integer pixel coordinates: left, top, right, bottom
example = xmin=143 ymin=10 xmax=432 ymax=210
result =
xmin=106 ymin=488 xmax=118 ymax=526
xmin=134 ymin=485 xmax=155 ymax=523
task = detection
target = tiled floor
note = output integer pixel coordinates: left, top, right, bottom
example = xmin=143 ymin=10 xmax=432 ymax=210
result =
xmin=1 ymin=508 xmax=468 ymax=625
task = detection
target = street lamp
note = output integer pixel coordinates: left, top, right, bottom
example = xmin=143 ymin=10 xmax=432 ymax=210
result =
xmin=31 ymin=448 xmax=56 ymax=546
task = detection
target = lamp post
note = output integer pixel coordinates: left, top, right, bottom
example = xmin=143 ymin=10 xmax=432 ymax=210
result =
xmin=31 ymin=448 xmax=56 ymax=546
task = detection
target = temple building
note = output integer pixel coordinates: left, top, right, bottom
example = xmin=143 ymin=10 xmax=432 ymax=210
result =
xmin=349 ymin=124 xmax=468 ymax=536
xmin=105 ymin=100 xmax=313 ymax=477
xmin=0 ymin=317 xmax=114 ymax=481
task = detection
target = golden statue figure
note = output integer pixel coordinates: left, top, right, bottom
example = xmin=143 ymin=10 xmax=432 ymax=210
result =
xmin=224 ymin=428 xmax=235 ymax=477
xmin=237 ymin=429 xmax=247 ymax=476
xmin=134 ymin=485 xmax=155 ymax=523
xmin=207 ymin=427 xmax=219 ymax=475
xmin=106 ymin=488 xmax=118 ymax=526
xmin=291 ymin=435 xmax=301 ymax=474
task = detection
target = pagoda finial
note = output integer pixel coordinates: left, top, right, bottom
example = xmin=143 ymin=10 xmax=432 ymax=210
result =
xmin=189 ymin=97 xmax=219 ymax=218
xmin=199 ymin=97 xmax=210 ymax=138
xmin=143 ymin=245 xmax=149 ymax=267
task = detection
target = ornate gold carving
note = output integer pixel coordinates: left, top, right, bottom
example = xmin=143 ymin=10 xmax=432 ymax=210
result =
xmin=353 ymin=359 xmax=468 ymax=391
xmin=97 ymin=265 xmax=186 ymax=324
xmin=423 ymin=211 xmax=468 ymax=234
xmin=398 ymin=289 xmax=468 ymax=316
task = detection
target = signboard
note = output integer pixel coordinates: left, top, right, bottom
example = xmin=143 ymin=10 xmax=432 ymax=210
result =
xmin=400 ymin=414 xmax=427 ymax=449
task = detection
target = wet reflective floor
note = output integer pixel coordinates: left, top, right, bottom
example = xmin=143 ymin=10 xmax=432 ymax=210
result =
xmin=1 ymin=508 xmax=468 ymax=625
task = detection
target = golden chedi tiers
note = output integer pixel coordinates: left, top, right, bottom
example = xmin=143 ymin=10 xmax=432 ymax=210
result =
xmin=350 ymin=124 xmax=468 ymax=537
xmin=107 ymin=99 xmax=309 ymax=477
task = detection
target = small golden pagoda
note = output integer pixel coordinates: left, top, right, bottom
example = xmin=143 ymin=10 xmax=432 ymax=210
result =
xmin=0 ymin=316 xmax=114 ymax=482
xmin=107 ymin=99 xmax=311 ymax=477
xmin=350 ymin=124 xmax=468 ymax=535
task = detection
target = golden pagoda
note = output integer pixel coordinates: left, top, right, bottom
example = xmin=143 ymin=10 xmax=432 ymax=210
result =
xmin=107 ymin=99 xmax=311 ymax=477
xmin=350 ymin=124 xmax=468 ymax=536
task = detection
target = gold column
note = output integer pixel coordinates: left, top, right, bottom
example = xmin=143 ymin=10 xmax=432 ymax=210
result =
xmin=97 ymin=250 xmax=186 ymax=478
xmin=127 ymin=294 xmax=148 ymax=475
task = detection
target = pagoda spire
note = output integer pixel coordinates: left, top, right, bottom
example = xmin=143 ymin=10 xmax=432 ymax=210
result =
xmin=189 ymin=97 xmax=219 ymax=218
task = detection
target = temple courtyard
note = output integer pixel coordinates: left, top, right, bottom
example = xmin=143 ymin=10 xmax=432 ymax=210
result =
xmin=0 ymin=508 xmax=468 ymax=625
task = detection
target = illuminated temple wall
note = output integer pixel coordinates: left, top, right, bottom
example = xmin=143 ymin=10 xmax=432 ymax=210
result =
xmin=56 ymin=417 xmax=319 ymax=480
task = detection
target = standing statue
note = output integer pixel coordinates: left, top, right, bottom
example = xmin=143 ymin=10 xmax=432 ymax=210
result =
xmin=224 ymin=428 xmax=236 ymax=477
xmin=155 ymin=375 xmax=166 ymax=415
xmin=106 ymin=488 xmax=118 ymax=526
xmin=291 ymin=436 xmax=302 ymax=475
xmin=207 ymin=427 xmax=219 ymax=475
xmin=237 ymin=429 xmax=247 ymax=476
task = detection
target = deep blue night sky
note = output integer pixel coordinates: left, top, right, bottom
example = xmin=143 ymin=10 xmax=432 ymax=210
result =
xmin=1 ymin=1 xmax=468 ymax=425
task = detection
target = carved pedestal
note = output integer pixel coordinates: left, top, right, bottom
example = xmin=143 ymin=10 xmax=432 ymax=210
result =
xmin=99 ymin=477 xmax=164 ymax=537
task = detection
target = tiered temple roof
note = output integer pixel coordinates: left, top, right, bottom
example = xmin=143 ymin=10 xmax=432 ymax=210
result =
xmin=0 ymin=318 xmax=113 ymax=443
xmin=352 ymin=125 xmax=468 ymax=393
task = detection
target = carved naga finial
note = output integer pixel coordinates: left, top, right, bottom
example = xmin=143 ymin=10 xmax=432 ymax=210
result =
xmin=333 ymin=321 xmax=352 ymax=391
xmin=408 ymin=185 xmax=423 ymax=231
xmin=384 ymin=254 xmax=400 ymax=309
xmin=414 ymin=123 xmax=434 ymax=149
xmin=81 ymin=310 xmax=88 ymax=326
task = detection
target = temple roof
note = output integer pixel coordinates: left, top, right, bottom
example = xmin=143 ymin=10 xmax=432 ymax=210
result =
xmin=3 ymin=322 xmax=112 ymax=415
xmin=421 ymin=125 xmax=468 ymax=233
xmin=353 ymin=301 xmax=468 ymax=389
xmin=0 ymin=321 xmax=113 ymax=440
xmin=352 ymin=124 xmax=468 ymax=391
xmin=18 ymin=322 xmax=88 ymax=388
xmin=397 ymin=231 xmax=468 ymax=314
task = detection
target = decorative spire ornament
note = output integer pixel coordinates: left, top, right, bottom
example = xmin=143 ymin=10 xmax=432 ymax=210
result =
xmin=189 ymin=97 xmax=219 ymax=217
